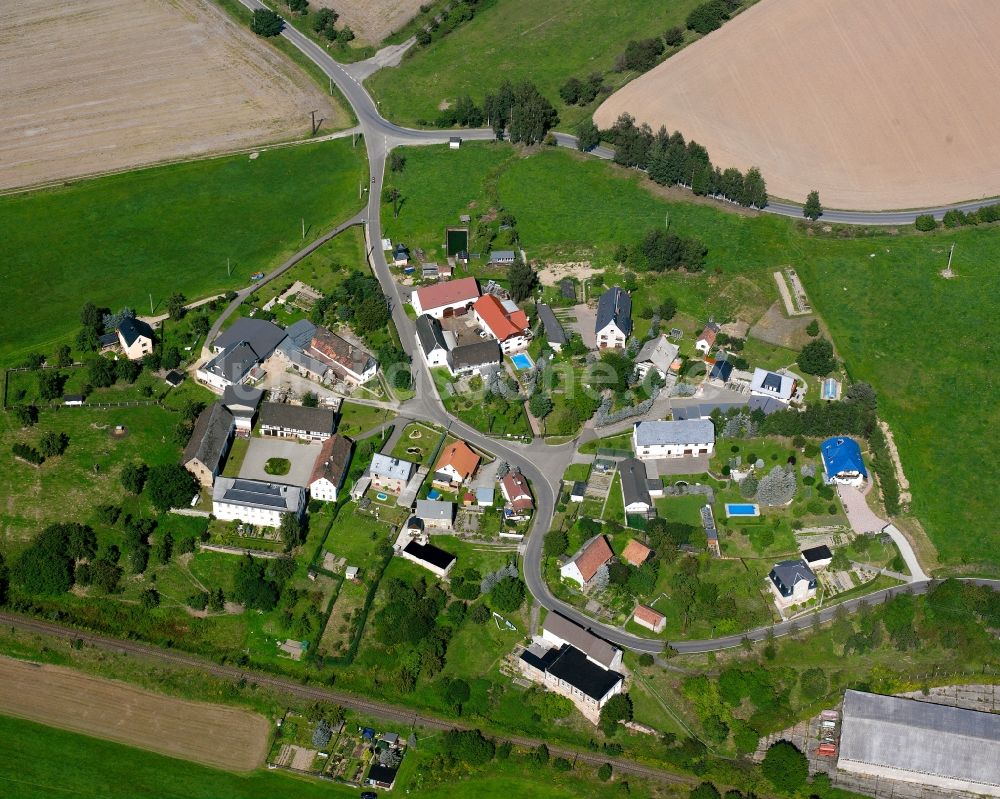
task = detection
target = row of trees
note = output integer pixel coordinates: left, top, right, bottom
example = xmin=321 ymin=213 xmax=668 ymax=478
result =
xmin=915 ymin=202 xmax=1000 ymax=231
xmin=686 ymin=0 xmax=744 ymax=36
xmin=431 ymin=80 xmax=559 ymax=145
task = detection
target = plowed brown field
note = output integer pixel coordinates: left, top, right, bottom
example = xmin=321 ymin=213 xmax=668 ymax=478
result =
xmin=0 ymin=0 xmax=343 ymax=190
xmin=0 ymin=656 xmax=269 ymax=771
xmin=595 ymin=0 xmax=1000 ymax=210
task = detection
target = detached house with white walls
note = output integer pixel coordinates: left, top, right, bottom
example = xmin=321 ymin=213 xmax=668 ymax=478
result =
xmin=594 ymin=287 xmax=632 ymax=349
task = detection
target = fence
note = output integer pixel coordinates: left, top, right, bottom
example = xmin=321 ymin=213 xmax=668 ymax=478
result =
xmin=198 ymin=543 xmax=289 ymax=560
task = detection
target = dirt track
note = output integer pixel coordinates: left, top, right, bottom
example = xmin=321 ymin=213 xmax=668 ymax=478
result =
xmin=595 ymin=0 xmax=1000 ymax=210
xmin=0 ymin=0 xmax=341 ymax=190
xmin=0 ymin=656 xmax=269 ymax=771
xmin=312 ymin=0 xmax=425 ymax=45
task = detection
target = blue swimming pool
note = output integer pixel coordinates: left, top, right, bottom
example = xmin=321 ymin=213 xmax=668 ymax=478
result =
xmin=511 ymin=353 xmax=534 ymax=370
xmin=725 ymin=503 xmax=760 ymax=518
xmin=376 ymin=492 xmax=389 ymax=502
xmin=427 ymin=489 xmax=441 ymax=500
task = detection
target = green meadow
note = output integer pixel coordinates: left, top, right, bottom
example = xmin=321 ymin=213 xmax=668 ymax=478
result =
xmin=1 ymin=138 xmax=367 ymax=363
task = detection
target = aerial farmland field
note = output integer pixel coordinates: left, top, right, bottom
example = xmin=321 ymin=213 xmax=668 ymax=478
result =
xmin=595 ymin=0 xmax=1000 ymax=210
xmin=0 ymin=0 xmax=345 ymax=191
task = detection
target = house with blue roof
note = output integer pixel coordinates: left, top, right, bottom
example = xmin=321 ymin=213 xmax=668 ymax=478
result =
xmin=821 ymin=436 xmax=867 ymax=487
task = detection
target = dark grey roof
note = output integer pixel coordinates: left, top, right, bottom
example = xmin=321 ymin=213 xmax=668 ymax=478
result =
xmin=415 ymin=314 xmax=448 ymax=356
xmin=619 ymin=458 xmax=652 ymax=509
xmin=447 ymin=340 xmax=501 ymax=370
xmin=221 ymin=385 xmax=263 ymax=416
xmin=543 ymin=614 xmax=619 ymax=669
xmin=542 ymin=644 xmax=624 ymax=702
xmin=118 ymin=317 xmax=154 ymax=347
xmin=571 ymin=480 xmax=587 ymax=497
xmin=63 ymin=394 xmax=84 ymax=403
xmin=183 ymin=403 xmax=234 ymax=473
xmin=284 ymin=319 xmax=316 ymax=350
xmin=202 ymin=342 xmax=259 ymax=383
xmin=164 ymin=370 xmax=184 ymax=386
xmin=769 ymin=559 xmax=816 ymax=596
xmin=560 ymin=278 xmax=576 ymax=299
xmin=595 ymin=286 xmax=632 ymax=337
xmin=213 ymin=477 xmax=303 ymax=512
xmin=840 ymin=690 xmax=1000 ymax=789
xmin=402 ymin=540 xmax=456 ymax=570
xmin=415 ymin=499 xmax=454 ymax=521
xmin=801 ymin=544 xmax=833 ymax=562
xmin=536 ymin=303 xmax=567 ymax=345
xmin=99 ymin=332 xmax=119 ymax=347
xmin=367 ymin=763 xmax=398 ymax=786
xmin=634 ymin=419 xmax=715 ymax=446
xmin=700 ymin=504 xmax=718 ymax=541
xmin=213 ymin=318 xmax=286 ymax=359
xmin=747 ymin=396 xmax=785 ymax=415
xmin=709 ymin=359 xmax=733 ymax=382
xmin=259 ymin=402 xmax=335 ymax=434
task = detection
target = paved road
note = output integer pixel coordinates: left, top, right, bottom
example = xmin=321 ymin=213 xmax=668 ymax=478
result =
xmin=0 ymin=611 xmax=692 ymax=788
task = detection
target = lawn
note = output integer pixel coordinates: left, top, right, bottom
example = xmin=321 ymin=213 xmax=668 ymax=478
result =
xmin=0 ymin=714 xmax=358 ymax=799
xmin=0 ymin=138 xmax=367 ymax=364
xmin=336 ymin=402 xmax=396 ymax=438
xmin=366 ymin=0 xmax=704 ymax=129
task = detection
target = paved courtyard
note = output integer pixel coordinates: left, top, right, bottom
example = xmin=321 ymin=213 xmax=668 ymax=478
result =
xmin=239 ymin=437 xmax=322 ymax=487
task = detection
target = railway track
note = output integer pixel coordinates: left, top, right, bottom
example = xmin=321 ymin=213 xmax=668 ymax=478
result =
xmin=0 ymin=611 xmax=693 ymax=788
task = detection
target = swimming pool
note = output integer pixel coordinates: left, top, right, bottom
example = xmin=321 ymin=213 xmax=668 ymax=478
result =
xmin=427 ymin=489 xmax=441 ymax=500
xmin=511 ymin=353 xmax=534 ymax=370
xmin=376 ymin=492 xmax=389 ymax=502
xmin=725 ymin=503 xmax=760 ymax=518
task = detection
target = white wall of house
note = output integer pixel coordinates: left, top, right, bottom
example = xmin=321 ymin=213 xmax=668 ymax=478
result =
xmin=195 ymin=367 xmax=234 ymax=392
xmin=260 ymin=424 xmax=331 ymax=442
xmin=596 ymin=322 xmax=626 ymax=349
xmin=310 ymin=477 xmax=339 ymax=502
xmin=398 ymin=550 xmax=454 ymax=578
xmin=634 ymin=440 xmax=715 ymax=460
xmin=695 ymin=337 xmax=712 ymax=354
xmin=433 ymin=464 xmax=465 ymax=486
xmin=769 ymin=578 xmax=817 ymax=609
xmin=624 ymin=499 xmax=652 ymax=514
xmin=412 ymin=297 xmax=476 ymax=319
xmin=559 ymin=561 xmax=586 ymax=587
xmin=121 ymin=334 xmax=153 ymax=361
xmin=213 ymin=502 xmax=292 ymax=528
xmin=634 ymin=612 xmax=666 ymax=634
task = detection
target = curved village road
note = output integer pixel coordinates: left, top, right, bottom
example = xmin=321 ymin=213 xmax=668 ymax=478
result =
xmin=0 ymin=611 xmax=694 ymax=789
xmin=219 ymin=5 xmax=999 ymax=654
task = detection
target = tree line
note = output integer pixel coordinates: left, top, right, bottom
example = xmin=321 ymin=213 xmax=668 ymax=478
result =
xmin=427 ymin=79 xmax=559 ymax=145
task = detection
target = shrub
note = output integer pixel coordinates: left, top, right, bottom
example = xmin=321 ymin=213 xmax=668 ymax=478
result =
xmin=553 ymin=757 xmax=572 ymax=772
xmin=914 ymin=214 xmax=937 ymax=231
xmin=686 ymin=0 xmax=730 ymax=35
xmin=762 ymin=740 xmax=808 ymax=793
xmin=597 ymin=762 xmax=613 ymax=781
xmin=797 ymin=337 xmax=836 ymax=376
xmin=250 ymin=8 xmax=284 ymax=36
xmin=664 ymin=26 xmax=685 ymax=46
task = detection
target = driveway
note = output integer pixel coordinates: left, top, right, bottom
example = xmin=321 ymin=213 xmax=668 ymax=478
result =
xmin=837 ymin=484 xmax=928 ymax=581
xmin=569 ymin=303 xmax=596 ymax=349
xmin=239 ymin=438 xmax=321 ymax=488
xmin=647 ymin=455 xmax=712 ymax=477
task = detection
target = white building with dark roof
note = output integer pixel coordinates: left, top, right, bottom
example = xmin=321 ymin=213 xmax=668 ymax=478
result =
xmin=595 ymin=287 xmax=631 ymax=349
xmin=415 ymin=314 xmax=450 ymax=368
xmin=259 ymin=403 xmax=336 ymax=442
xmin=632 ymin=420 xmax=715 ymax=460
xmin=221 ymin=385 xmax=263 ymax=436
xmin=308 ymin=435 xmax=353 ymax=502
xmin=212 ymin=477 xmax=305 ymax=528
xmin=750 ymin=368 xmax=795 ymax=403
xmin=767 ymin=559 xmax=817 ymax=608
xmin=117 ymin=317 xmax=155 ymax=360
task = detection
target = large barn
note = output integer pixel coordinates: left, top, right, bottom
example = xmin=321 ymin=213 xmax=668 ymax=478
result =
xmin=838 ymin=690 xmax=1000 ymax=796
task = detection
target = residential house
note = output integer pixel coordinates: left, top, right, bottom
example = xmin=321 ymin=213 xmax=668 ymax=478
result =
xmin=541 ymin=613 xmax=623 ymax=671
xmin=212 ymin=318 xmax=287 ymax=358
xmin=489 ymin=250 xmax=516 ymax=265
xmin=708 ymin=358 xmax=734 ymax=384
xmin=414 ymin=499 xmax=455 ymax=529
xmin=619 ymin=458 xmax=654 ymax=516
xmin=750 ymin=368 xmax=795 ymax=403
xmin=560 ymin=534 xmax=613 ymax=587
xmin=369 ymin=453 xmax=417 ymax=495
xmin=518 ymin=643 xmax=624 ymax=724
xmin=196 ymin=342 xmax=261 ymax=391
xmin=415 ymin=314 xmax=451 ymax=368
xmin=221 ymin=385 xmax=263 ymax=437
xmin=392 ymin=243 xmax=410 ymax=267
xmin=621 ymin=539 xmax=652 ymax=567
xmin=395 ymin=528 xmax=457 ymax=578
xmin=212 ymin=477 xmax=305 ymax=528
xmin=473 ymin=294 xmax=531 ymax=354
xmin=695 ymin=321 xmax=720 ymax=355
xmin=182 ymin=403 xmax=235 ymax=487
xmin=536 ymin=303 xmax=568 ymax=351
xmin=117 ymin=317 xmax=155 ymax=360
xmin=308 ymin=435 xmax=353 ymax=502
xmin=768 ymin=559 xmax=817 ymax=608
xmin=259 ymin=403 xmax=336 ymax=442
xmin=632 ymin=419 xmax=715 ymax=460
xmin=820 ymin=436 xmax=867 ymax=487
xmin=447 ymin=340 xmax=502 ymax=376
xmin=433 ymin=440 xmax=480 ymax=488
xmin=198 ymin=318 xmax=286 ymax=391
xmin=633 ymin=604 xmax=666 ymax=633
xmin=499 ymin=470 xmax=534 ymax=518
xmin=410 ymin=276 xmax=480 ymax=318
xmin=801 ymin=544 xmax=833 ymax=570
xmin=595 ymin=287 xmax=632 ymax=349
xmin=634 ymin=335 xmax=679 ymax=380
xmin=307 ymin=327 xmax=378 ymax=384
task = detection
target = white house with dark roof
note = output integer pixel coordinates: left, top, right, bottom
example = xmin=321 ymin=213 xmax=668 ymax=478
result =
xmin=634 ymin=335 xmax=679 ymax=380
xmin=212 ymin=318 xmax=287 ymax=359
xmin=117 ymin=317 xmax=155 ymax=360
xmin=541 ymin=613 xmax=623 ymax=671
xmin=632 ymin=420 xmax=715 ymax=460
xmin=259 ymin=403 xmax=336 ymax=442
xmin=618 ymin=458 xmax=657 ymax=516
xmin=308 ymin=435 xmax=353 ymax=502
xmin=595 ymin=287 xmax=632 ymax=349
xmin=536 ymin=303 xmax=568 ymax=351
xmin=767 ymin=559 xmax=817 ymax=608
xmin=221 ymin=385 xmax=263 ymax=437
xmin=212 ymin=477 xmax=305 ymax=528
xmin=447 ymin=340 xmax=502 ymax=376
xmin=750 ymin=368 xmax=795 ymax=403
xmin=415 ymin=315 xmax=450 ymax=368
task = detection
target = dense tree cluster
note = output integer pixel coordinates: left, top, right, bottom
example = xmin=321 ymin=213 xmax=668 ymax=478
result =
xmin=686 ymin=0 xmax=742 ymax=36
xmin=603 ymin=115 xmax=767 ymax=207
xmin=250 ymin=8 xmax=284 ymax=37
xmin=598 ymin=692 xmax=633 ymax=737
xmin=559 ymin=73 xmax=606 ymax=106
xmin=146 ymin=464 xmax=198 ymax=512
xmin=615 ymin=38 xmax=665 ymax=73
xmin=11 ymin=523 xmax=96 ymax=595
xmin=797 ymin=337 xmax=836 ymax=376
xmin=485 ymin=80 xmax=559 ymax=144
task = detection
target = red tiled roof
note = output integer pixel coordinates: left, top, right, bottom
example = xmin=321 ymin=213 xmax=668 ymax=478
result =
xmin=500 ymin=471 xmax=532 ymax=504
xmin=575 ymin=535 xmax=613 ymax=582
xmin=633 ymin=604 xmax=665 ymax=626
xmin=434 ymin=440 xmax=480 ymax=481
xmin=414 ymin=277 xmax=479 ymax=311
xmin=474 ymin=294 xmax=529 ymax=342
xmin=698 ymin=326 xmax=718 ymax=346
xmin=309 ymin=435 xmax=353 ymax=487
xmin=621 ymin=539 xmax=652 ymax=567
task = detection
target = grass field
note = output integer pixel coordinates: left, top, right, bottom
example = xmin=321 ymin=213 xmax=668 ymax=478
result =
xmin=387 ymin=141 xmax=999 ymax=572
xmin=366 ymin=0 xmax=703 ymax=129
xmin=0 ymin=138 xmax=367 ymax=364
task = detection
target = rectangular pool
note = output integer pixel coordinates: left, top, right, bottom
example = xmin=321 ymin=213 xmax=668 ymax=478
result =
xmin=510 ymin=353 xmax=533 ymax=370
xmin=725 ymin=503 xmax=760 ymax=518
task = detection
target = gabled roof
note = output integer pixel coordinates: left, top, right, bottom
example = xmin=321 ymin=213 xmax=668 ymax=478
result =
xmin=118 ymin=317 xmax=154 ymax=347
xmin=801 ymin=544 xmax=833 ymax=563
xmin=570 ymin=480 xmax=587 ymax=497
xmin=309 ymin=435 xmax=353 ymax=488
xmin=415 ymin=499 xmax=454 ymax=521
xmin=635 ymin=335 xmax=679 ymax=372
xmin=370 ymin=453 xmax=416 ymax=481
xmin=543 ymin=645 xmax=623 ymax=701
xmin=633 ymin=604 xmax=665 ymax=626
xmin=770 ymin=559 xmax=816 ymax=588
xmin=221 ymin=385 xmax=263 ymax=416
xmin=697 ymin=322 xmax=719 ymax=345
xmin=259 ymin=402 xmax=336 ymax=435
xmin=619 ymin=458 xmax=652 ymax=510
xmin=402 ymin=539 xmax=456 ymax=570
xmin=183 ymin=403 xmax=234 ymax=472
xmin=542 ymin=613 xmax=620 ymax=670
xmin=747 ymin=395 xmax=785 ymax=415
xmin=448 ymin=340 xmax=502 ymax=371
xmin=595 ymin=287 xmax=632 ymax=336
xmin=307 ymin=327 xmax=376 ymax=380
xmin=821 ymin=436 xmax=867 ymax=478
xmin=634 ymin=419 xmax=715 ymax=446
xmin=621 ymin=539 xmax=652 ymax=567
xmin=434 ymin=440 xmax=480 ymax=481
xmin=709 ymin=358 xmax=733 ymax=382
xmin=572 ymin=535 xmax=614 ymax=582
xmin=202 ymin=342 xmax=259 ymax=383
xmin=500 ymin=471 xmax=532 ymax=509
xmin=536 ymin=303 xmax=568 ymax=346
xmin=416 ymin=314 xmax=449 ymax=355
xmin=213 ymin=477 xmax=303 ymax=512
xmin=474 ymin=294 xmax=529 ymax=341
xmin=413 ymin=276 xmax=479 ymax=311
xmin=284 ymin=319 xmax=316 ymax=350
xmin=213 ymin=318 xmax=286 ymax=359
